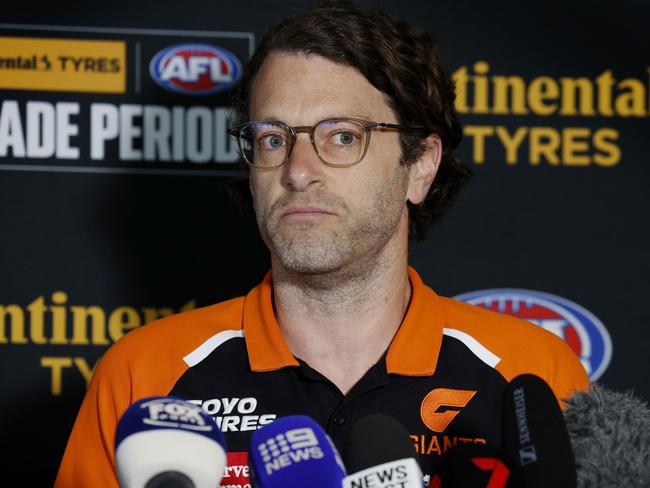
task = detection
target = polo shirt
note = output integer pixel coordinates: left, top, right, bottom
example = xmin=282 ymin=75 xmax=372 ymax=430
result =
xmin=55 ymin=267 xmax=589 ymax=487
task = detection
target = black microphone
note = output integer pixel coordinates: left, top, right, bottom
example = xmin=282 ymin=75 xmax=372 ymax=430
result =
xmin=501 ymin=374 xmax=576 ymax=488
xmin=430 ymin=444 xmax=521 ymax=488
xmin=563 ymin=383 xmax=650 ymax=488
xmin=342 ymin=413 xmax=424 ymax=488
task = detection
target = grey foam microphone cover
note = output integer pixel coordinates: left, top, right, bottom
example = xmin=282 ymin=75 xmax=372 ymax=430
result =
xmin=563 ymin=383 xmax=650 ymax=488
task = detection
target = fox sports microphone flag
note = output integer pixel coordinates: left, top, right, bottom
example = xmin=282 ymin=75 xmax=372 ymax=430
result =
xmin=249 ymin=415 xmax=347 ymax=488
xmin=115 ymin=396 xmax=227 ymax=488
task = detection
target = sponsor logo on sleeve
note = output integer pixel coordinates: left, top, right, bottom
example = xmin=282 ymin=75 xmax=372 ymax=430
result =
xmin=188 ymin=397 xmax=276 ymax=432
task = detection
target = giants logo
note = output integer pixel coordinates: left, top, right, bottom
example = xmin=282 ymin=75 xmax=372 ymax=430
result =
xmin=420 ymin=388 xmax=477 ymax=432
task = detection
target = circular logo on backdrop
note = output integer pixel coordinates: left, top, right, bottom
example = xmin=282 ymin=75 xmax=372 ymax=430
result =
xmin=149 ymin=43 xmax=242 ymax=95
xmin=453 ymin=289 xmax=612 ymax=381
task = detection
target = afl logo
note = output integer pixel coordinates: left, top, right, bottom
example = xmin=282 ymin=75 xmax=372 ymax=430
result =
xmin=149 ymin=43 xmax=242 ymax=95
xmin=454 ymin=289 xmax=612 ymax=381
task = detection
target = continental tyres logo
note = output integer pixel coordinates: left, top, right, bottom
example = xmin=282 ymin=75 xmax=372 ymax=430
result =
xmin=0 ymin=36 xmax=125 ymax=93
xmin=420 ymin=388 xmax=477 ymax=432
xmin=453 ymin=61 xmax=650 ymax=167
xmin=0 ymin=292 xmax=195 ymax=396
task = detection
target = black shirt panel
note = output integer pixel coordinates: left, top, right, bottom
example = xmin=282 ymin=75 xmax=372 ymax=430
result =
xmin=169 ymin=334 xmax=508 ymax=476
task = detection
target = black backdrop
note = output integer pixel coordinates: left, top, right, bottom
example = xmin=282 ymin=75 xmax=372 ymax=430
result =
xmin=1 ymin=1 xmax=649 ymax=485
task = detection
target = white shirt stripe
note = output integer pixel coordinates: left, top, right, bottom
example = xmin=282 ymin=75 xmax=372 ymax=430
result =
xmin=183 ymin=329 xmax=244 ymax=367
xmin=442 ymin=327 xmax=501 ymax=368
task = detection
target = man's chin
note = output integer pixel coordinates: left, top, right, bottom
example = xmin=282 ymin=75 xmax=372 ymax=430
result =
xmin=272 ymin=240 xmax=346 ymax=276
xmin=276 ymin=251 xmax=342 ymax=275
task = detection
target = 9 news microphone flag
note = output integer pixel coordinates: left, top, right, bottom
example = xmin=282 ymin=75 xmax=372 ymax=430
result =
xmin=342 ymin=413 xmax=424 ymax=488
xmin=115 ymin=396 xmax=227 ymax=488
xmin=249 ymin=415 xmax=347 ymax=488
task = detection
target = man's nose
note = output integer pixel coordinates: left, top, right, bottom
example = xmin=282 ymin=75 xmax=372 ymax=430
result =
xmin=282 ymin=134 xmax=325 ymax=191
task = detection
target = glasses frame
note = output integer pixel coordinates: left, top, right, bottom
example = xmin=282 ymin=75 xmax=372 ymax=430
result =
xmin=229 ymin=117 xmax=425 ymax=169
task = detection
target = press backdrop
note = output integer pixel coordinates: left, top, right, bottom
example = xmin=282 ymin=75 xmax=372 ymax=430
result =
xmin=1 ymin=0 xmax=648 ymax=485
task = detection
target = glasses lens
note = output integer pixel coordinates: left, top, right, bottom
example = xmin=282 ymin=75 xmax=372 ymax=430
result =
xmin=314 ymin=119 xmax=367 ymax=166
xmin=239 ymin=122 xmax=290 ymax=167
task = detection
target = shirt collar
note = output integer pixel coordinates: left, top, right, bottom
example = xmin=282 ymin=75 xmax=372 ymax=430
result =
xmin=243 ymin=267 xmax=444 ymax=376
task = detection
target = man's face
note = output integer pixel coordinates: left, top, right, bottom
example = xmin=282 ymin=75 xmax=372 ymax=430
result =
xmin=248 ymin=53 xmax=413 ymax=276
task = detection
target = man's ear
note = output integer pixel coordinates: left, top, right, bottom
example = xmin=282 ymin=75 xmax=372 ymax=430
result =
xmin=406 ymin=133 xmax=442 ymax=205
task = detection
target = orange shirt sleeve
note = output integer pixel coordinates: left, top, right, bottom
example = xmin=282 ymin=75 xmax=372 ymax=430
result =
xmin=440 ymin=297 xmax=590 ymax=408
xmin=55 ymin=299 xmax=244 ymax=487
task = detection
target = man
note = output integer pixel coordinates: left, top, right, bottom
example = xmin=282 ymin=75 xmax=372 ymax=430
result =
xmin=55 ymin=1 xmax=589 ymax=486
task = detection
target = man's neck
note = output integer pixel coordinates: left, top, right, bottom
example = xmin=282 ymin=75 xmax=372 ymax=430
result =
xmin=271 ymin=248 xmax=411 ymax=395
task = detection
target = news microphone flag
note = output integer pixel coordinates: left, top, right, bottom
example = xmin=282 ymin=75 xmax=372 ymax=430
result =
xmin=343 ymin=414 xmax=424 ymax=487
xmin=249 ymin=415 xmax=346 ymax=488
xmin=342 ymin=458 xmax=424 ymax=488
xmin=115 ymin=396 xmax=227 ymax=488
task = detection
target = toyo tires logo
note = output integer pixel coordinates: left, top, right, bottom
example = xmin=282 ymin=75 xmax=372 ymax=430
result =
xmin=454 ymin=289 xmax=612 ymax=380
xmin=149 ymin=43 xmax=242 ymax=95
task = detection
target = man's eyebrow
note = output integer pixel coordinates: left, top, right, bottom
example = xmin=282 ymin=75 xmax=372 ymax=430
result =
xmin=249 ymin=114 xmax=373 ymax=122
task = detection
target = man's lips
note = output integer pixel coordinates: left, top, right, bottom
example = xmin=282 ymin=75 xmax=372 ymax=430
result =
xmin=280 ymin=206 xmax=337 ymax=218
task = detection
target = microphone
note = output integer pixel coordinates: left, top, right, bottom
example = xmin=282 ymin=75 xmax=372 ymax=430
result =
xmin=563 ymin=383 xmax=650 ymax=487
xmin=342 ymin=413 xmax=424 ymax=488
xmin=114 ymin=396 xmax=227 ymax=488
xmin=249 ymin=414 xmax=346 ymax=487
xmin=501 ymin=374 xmax=576 ymax=488
xmin=429 ymin=444 xmax=521 ymax=488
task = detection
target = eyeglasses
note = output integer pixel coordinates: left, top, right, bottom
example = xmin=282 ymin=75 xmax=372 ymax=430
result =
xmin=229 ymin=117 xmax=424 ymax=169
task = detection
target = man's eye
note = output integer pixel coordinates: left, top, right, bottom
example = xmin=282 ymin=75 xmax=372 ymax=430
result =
xmin=259 ymin=134 xmax=286 ymax=150
xmin=332 ymin=131 xmax=358 ymax=146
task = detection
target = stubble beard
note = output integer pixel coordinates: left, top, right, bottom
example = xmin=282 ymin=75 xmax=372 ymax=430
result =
xmin=256 ymin=167 xmax=410 ymax=280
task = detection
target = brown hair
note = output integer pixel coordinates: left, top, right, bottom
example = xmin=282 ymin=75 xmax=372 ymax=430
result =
xmin=229 ymin=0 xmax=471 ymax=241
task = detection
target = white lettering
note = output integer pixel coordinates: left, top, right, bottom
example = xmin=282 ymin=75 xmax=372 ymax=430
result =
xmin=161 ymin=57 xmax=188 ymax=81
xmin=221 ymin=415 xmax=240 ymax=432
xmin=143 ymin=105 xmax=171 ymax=161
xmin=26 ymin=101 xmax=55 ymax=158
xmin=55 ymin=102 xmax=79 ymax=159
xmin=238 ymin=397 xmax=257 ymax=414
xmin=186 ymin=107 xmax=211 ymax=163
xmin=215 ymin=107 xmax=239 ymax=162
xmin=0 ymin=100 xmax=26 ymax=157
xmin=119 ymin=104 xmax=142 ymax=160
xmin=188 ymin=56 xmax=210 ymax=82
xmin=202 ymin=398 xmax=222 ymax=415
xmin=90 ymin=103 xmax=118 ymax=160
xmin=221 ymin=397 xmax=239 ymax=415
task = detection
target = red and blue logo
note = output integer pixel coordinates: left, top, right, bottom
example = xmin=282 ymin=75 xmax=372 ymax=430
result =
xmin=454 ymin=289 xmax=612 ymax=380
xmin=149 ymin=43 xmax=242 ymax=95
